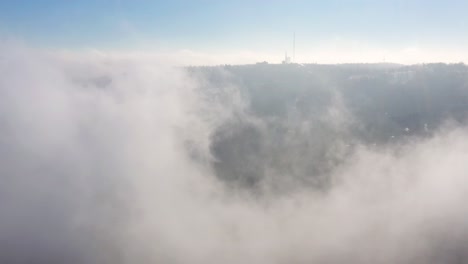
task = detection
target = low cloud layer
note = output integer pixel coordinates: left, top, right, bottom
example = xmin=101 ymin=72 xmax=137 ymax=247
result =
xmin=1 ymin=46 xmax=468 ymax=263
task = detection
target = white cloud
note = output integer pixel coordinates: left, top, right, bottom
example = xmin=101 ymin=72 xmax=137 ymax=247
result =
xmin=1 ymin=45 xmax=468 ymax=263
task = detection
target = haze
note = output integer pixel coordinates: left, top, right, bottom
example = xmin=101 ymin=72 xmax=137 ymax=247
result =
xmin=1 ymin=1 xmax=468 ymax=264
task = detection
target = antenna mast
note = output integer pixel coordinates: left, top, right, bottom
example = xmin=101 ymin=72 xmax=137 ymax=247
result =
xmin=293 ymin=32 xmax=295 ymax=63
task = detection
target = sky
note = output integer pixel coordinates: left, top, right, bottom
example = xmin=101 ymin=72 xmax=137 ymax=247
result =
xmin=1 ymin=0 xmax=468 ymax=64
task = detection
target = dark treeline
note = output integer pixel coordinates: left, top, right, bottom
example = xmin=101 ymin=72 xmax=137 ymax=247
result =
xmin=188 ymin=63 xmax=468 ymax=191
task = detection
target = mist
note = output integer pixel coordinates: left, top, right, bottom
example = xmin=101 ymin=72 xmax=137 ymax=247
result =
xmin=1 ymin=45 xmax=468 ymax=264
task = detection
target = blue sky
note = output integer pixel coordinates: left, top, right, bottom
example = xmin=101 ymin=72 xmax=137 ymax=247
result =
xmin=1 ymin=0 xmax=467 ymax=63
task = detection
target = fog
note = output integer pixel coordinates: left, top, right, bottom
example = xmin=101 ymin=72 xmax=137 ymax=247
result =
xmin=1 ymin=46 xmax=468 ymax=263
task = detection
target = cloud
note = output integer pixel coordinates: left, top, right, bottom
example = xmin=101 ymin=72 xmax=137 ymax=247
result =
xmin=1 ymin=45 xmax=468 ymax=263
